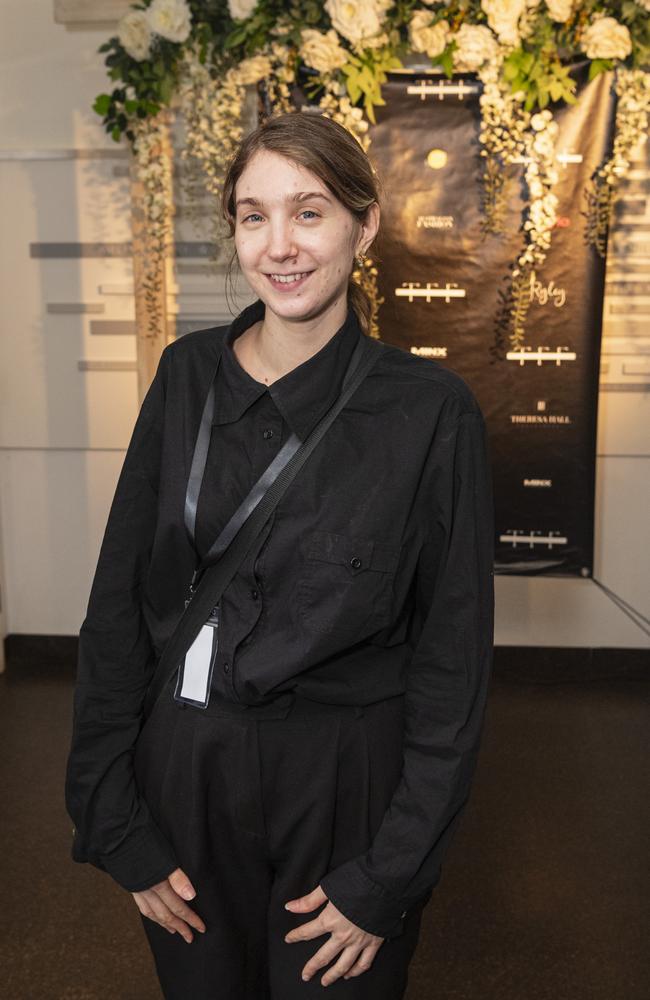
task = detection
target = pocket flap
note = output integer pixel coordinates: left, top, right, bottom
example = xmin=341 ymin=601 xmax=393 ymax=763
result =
xmin=305 ymin=530 xmax=400 ymax=576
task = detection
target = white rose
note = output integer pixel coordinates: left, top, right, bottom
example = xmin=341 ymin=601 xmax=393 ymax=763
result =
xmin=300 ymin=28 xmax=349 ymax=73
xmin=481 ymin=0 xmax=526 ymax=46
xmin=325 ymin=0 xmax=384 ymax=45
xmin=635 ymin=0 xmax=650 ymax=11
xmin=234 ymin=54 xmax=272 ymax=84
xmin=229 ymin=0 xmax=258 ymax=19
xmin=580 ymin=16 xmax=632 ymax=61
xmin=147 ymin=0 xmax=192 ymax=44
xmin=118 ymin=10 xmax=151 ymax=61
xmin=452 ymin=24 xmax=500 ymax=72
xmin=545 ymin=0 xmax=573 ymax=22
xmin=409 ymin=12 xmax=450 ymax=59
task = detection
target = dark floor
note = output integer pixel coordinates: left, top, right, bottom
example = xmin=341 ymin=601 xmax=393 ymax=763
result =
xmin=0 ymin=645 xmax=648 ymax=1000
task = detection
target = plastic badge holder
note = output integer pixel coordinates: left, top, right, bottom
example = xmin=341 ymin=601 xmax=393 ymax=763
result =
xmin=173 ymin=604 xmax=220 ymax=708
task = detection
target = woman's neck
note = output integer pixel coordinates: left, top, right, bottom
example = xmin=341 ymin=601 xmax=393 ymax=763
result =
xmin=234 ymin=294 xmax=348 ymax=385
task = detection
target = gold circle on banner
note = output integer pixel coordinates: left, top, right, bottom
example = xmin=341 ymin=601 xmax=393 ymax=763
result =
xmin=426 ymin=149 xmax=448 ymax=169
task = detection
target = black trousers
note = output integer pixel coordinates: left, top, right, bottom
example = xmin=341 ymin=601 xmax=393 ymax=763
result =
xmin=133 ymin=686 xmax=430 ymax=999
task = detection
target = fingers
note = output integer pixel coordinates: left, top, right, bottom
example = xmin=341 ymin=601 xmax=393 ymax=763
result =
xmin=168 ymin=867 xmax=197 ymax=902
xmin=343 ymin=943 xmax=381 ymax=980
xmin=301 ymin=942 xmax=359 ymax=985
xmin=131 ymin=868 xmax=206 ymax=943
xmin=155 ymin=880 xmax=206 ymax=935
xmin=133 ymin=890 xmax=197 ymax=942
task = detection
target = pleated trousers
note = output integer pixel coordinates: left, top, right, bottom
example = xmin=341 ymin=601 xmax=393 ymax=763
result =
xmin=133 ymin=685 xmax=430 ymax=999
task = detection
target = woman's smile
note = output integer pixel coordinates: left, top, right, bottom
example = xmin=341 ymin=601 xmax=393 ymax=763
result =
xmin=265 ymin=270 xmax=314 ymax=292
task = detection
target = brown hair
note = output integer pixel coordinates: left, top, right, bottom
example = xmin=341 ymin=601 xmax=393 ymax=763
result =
xmin=220 ymin=110 xmax=381 ymax=335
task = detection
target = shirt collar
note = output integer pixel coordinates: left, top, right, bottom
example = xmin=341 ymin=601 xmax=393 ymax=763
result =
xmin=213 ymin=298 xmax=363 ymax=441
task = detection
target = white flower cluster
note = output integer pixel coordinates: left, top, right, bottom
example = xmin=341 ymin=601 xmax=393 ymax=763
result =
xmin=118 ymin=0 xmax=192 ymax=61
xmin=324 ymin=0 xmax=393 ymax=48
xmin=300 ymin=28 xmax=349 ymax=73
xmin=255 ymin=41 xmax=296 ymax=115
xmin=408 ymin=12 xmax=450 ymax=59
xmin=132 ymin=111 xmax=174 ymax=260
xmin=476 ymin=44 xmax=561 ymax=327
xmin=478 ymin=55 xmax=530 ymax=167
xmin=318 ymin=78 xmax=371 ymax=151
xmin=546 ymin=0 xmax=574 ymax=22
xmin=481 ymin=0 xmax=527 ymax=48
xmin=228 ymin=0 xmax=257 ymax=19
xmin=597 ymin=68 xmax=650 ymax=188
xmin=515 ymin=109 xmax=560 ymax=277
xmin=179 ymin=48 xmax=246 ymax=201
xmin=579 ymin=14 xmax=633 ymax=61
xmin=453 ymin=24 xmax=500 ymax=72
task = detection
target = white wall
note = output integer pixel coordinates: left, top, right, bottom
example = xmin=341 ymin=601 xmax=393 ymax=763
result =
xmin=0 ymin=0 xmax=648 ymax=651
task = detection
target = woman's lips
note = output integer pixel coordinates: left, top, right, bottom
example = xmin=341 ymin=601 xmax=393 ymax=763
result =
xmin=265 ymin=270 xmax=313 ymax=292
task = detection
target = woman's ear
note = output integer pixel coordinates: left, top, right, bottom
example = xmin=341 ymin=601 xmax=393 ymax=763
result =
xmin=357 ymin=202 xmax=381 ymax=256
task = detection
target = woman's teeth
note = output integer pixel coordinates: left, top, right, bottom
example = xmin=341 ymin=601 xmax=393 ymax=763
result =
xmin=269 ymin=272 xmax=310 ymax=283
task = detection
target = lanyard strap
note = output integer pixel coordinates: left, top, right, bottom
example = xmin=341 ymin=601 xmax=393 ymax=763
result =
xmin=183 ymin=327 xmax=368 ymax=572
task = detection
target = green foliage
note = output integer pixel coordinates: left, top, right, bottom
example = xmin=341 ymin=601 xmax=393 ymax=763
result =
xmin=341 ymin=48 xmax=403 ymax=124
xmin=504 ymin=46 xmax=577 ymax=111
xmin=92 ymin=1 xmax=648 ymax=139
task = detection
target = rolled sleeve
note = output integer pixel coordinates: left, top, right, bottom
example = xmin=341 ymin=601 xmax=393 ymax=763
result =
xmin=64 ymin=347 xmax=179 ymax=891
xmin=320 ymin=409 xmax=495 ymax=939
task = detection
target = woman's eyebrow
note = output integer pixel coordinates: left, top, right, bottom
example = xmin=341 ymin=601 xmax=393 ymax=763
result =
xmin=235 ymin=191 xmax=332 ymax=208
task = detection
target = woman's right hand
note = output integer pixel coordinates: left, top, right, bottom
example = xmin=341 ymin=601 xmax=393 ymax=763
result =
xmin=131 ymin=867 xmax=206 ymax=943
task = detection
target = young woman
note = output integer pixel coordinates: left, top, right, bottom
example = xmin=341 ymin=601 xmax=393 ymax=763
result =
xmin=65 ymin=111 xmax=495 ymax=999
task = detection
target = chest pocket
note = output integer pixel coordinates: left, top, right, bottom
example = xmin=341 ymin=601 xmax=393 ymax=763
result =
xmin=297 ymin=530 xmax=401 ymax=641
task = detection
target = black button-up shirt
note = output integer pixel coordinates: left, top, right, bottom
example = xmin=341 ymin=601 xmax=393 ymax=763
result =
xmin=65 ymin=297 xmax=495 ymax=940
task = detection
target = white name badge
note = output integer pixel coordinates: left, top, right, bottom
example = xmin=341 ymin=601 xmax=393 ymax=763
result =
xmin=173 ymin=609 xmax=220 ymax=708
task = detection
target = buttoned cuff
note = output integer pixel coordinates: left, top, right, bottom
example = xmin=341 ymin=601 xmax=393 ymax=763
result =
xmin=72 ymin=822 xmax=178 ymax=893
xmin=320 ymin=859 xmax=410 ymax=940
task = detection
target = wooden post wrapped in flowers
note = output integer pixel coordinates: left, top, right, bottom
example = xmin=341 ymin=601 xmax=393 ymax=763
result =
xmin=93 ymin=0 xmax=650 ymax=390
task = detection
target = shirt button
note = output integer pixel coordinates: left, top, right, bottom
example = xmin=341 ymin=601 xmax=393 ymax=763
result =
xmin=262 ymin=428 xmax=274 ymax=439
xmin=251 ymin=589 xmax=259 ymax=600
xmin=350 ymin=556 xmax=362 ymax=569
xmin=223 ymin=662 xmax=230 ymax=674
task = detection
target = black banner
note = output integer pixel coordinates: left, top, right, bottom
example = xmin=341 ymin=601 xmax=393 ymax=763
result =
xmin=368 ymin=64 xmax=616 ymax=576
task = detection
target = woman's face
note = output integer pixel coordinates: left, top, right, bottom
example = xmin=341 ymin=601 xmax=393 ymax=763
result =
xmin=233 ymin=149 xmax=378 ymax=324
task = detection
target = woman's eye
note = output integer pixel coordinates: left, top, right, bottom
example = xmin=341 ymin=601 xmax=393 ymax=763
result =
xmin=240 ymin=210 xmax=320 ymax=224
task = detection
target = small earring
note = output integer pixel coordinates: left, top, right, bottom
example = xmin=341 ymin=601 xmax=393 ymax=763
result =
xmin=355 ymin=248 xmax=367 ymax=267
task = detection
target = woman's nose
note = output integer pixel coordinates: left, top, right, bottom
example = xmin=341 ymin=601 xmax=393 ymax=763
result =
xmin=266 ymin=222 xmax=298 ymax=261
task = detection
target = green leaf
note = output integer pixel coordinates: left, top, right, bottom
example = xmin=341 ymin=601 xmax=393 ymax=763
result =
xmin=111 ymin=125 xmax=122 ymax=142
xmin=438 ymin=49 xmax=454 ymax=78
xmin=159 ymin=73 xmax=174 ymax=104
xmin=347 ymin=77 xmax=361 ymax=103
xmin=93 ymin=93 xmax=112 ymax=116
xmin=588 ymin=58 xmax=613 ymax=80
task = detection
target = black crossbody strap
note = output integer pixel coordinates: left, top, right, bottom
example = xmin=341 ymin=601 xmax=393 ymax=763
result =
xmin=143 ymin=331 xmax=382 ymax=716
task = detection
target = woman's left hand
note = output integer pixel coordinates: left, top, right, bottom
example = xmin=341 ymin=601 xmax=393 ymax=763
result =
xmin=284 ymin=884 xmax=384 ymax=986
